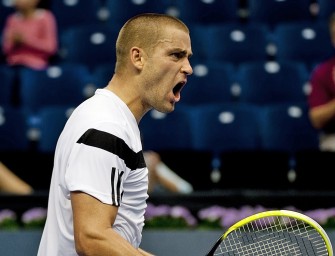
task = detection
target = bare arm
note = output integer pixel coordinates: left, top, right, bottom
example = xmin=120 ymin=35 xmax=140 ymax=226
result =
xmin=0 ymin=162 xmax=33 ymax=195
xmin=138 ymin=248 xmax=155 ymax=256
xmin=71 ymin=191 xmax=153 ymax=256
xmin=144 ymin=151 xmax=193 ymax=194
xmin=309 ymin=98 xmax=335 ymax=129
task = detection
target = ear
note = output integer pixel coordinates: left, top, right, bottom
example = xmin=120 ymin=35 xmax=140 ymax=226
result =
xmin=130 ymin=47 xmax=144 ymax=70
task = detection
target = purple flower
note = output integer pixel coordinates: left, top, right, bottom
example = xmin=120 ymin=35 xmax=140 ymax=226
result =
xmin=238 ymin=205 xmax=256 ymax=220
xmin=221 ymin=208 xmax=240 ymax=228
xmin=325 ymin=207 xmax=335 ymax=218
xmin=304 ymin=209 xmax=330 ymax=225
xmin=0 ymin=209 xmax=16 ymax=222
xmin=22 ymin=207 xmax=47 ymax=224
xmin=170 ymin=206 xmax=189 ymax=218
xmin=170 ymin=206 xmax=197 ymax=226
xmin=198 ymin=205 xmax=226 ymax=221
xmin=153 ymin=205 xmax=171 ymax=216
xmin=145 ymin=204 xmax=171 ymax=220
xmin=283 ymin=206 xmax=300 ymax=212
xmin=145 ymin=203 xmax=197 ymax=228
xmin=0 ymin=209 xmax=18 ymax=230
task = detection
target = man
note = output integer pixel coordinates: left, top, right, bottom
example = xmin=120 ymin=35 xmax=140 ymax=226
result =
xmin=308 ymin=12 xmax=335 ymax=151
xmin=38 ymin=13 xmax=193 ymax=256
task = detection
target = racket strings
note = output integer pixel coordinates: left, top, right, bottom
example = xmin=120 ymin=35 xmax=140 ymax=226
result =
xmin=218 ymin=220 xmax=301 ymax=256
xmin=214 ymin=215 xmax=329 ymax=256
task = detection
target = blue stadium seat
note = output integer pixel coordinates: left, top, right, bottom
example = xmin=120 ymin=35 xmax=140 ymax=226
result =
xmin=316 ymin=0 xmax=335 ymax=21
xmin=247 ymin=0 xmax=313 ymax=27
xmin=0 ymin=35 xmax=5 ymax=65
xmin=34 ymin=106 xmax=73 ymax=153
xmin=0 ymin=65 xmax=15 ymax=107
xmin=19 ymin=64 xmax=94 ymax=112
xmin=104 ymin=0 xmax=173 ymax=26
xmin=181 ymin=61 xmax=238 ymax=105
xmin=188 ymin=24 xmax=212 ymax=63
xmin=60 ymin=24 xmax=119 ymax=70
xmin=0 ymin=106 xmax=30 ymax=151
xmin=175 ymin=0 xmax=240 ymax=25
xmin=236 ymin=61 xmax=309 ymax=105
xmin=0 ymin=1 xmax=14 ymax=34
xmin=190 ymin=103 xmax=293 ymax=190
xmin=272 ymin=22 xmax=334 ymax=67
xmin=50 ymin=0 xmax=105 ymax=34
xmin=203 ymin=23 xmax=271 ymax=65
xmin=139 ymin=105 xmax=215 ymax=191
xmin=92 ymin=63 xmax=115 ymax=89
xmin=191 ymin=103 xmax=262 ymax=153
xmin=139 ymin=105 xmax=194 ymax=151
xmin=259 ymin=103 xmax=319 ymax=153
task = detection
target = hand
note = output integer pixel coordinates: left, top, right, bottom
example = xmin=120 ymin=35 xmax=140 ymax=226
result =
xmin=12 ymin=33 xmax=24 ymax=47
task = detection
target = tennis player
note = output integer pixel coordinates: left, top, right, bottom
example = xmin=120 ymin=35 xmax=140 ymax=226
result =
xmin=37 ymin=13 xmax=193 ymax=256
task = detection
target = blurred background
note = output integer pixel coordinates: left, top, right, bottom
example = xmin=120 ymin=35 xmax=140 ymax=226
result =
xmin=1 ymin=0 xmax=335 ymax=255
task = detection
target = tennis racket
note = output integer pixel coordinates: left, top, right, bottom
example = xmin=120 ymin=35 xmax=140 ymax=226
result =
xmin=205 ymin=209 xmax=333 ymax=256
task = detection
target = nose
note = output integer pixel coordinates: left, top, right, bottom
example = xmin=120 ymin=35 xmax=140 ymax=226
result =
xmin=181 ymin=59 xmax=193 ymax=76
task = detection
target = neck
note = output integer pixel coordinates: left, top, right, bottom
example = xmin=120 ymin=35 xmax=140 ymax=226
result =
xmin=105 ymin=77 xmax=148 ymax=124
xmin=19 ymin=8 xmax=36 ymax=18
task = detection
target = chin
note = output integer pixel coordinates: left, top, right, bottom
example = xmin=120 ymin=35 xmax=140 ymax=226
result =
xmin=156 ymin=104 xmax=175 ymax=114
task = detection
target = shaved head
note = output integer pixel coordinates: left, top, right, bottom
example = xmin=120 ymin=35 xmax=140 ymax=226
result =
xmin=115 ymin=13 xmax=190 ymax=72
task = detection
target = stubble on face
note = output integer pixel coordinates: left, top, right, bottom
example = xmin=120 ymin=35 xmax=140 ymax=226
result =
xmin=140 ymin=29 xmax=190 ymax=113
xmin=140 ymin=59 xmax=176 ymax=114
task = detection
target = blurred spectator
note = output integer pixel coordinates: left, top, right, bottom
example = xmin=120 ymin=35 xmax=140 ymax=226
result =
xmin=0 ymin=161 xmax=33 ymax=195
xmin=308 ymin=12 xmax=335 ymax=151
xmin=2 ymin=0 xmax=58 ymax=70
xmin=1 ymin=0 xmax=58 ymax=105
xmin=144 ymin=151 xmax=193 ymax=195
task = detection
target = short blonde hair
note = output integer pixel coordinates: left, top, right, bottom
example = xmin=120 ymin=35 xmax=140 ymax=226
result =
xmin=115 ymin=13 xmax=189 ymax=72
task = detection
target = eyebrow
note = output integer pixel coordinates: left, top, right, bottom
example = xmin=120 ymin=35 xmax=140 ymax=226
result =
xmin=174 ymin=48 xmax=193 ymax=58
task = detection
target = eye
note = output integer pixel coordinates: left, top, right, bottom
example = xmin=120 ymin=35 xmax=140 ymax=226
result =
xmin=171 ymin=52 xmax=183 ymax=59
xmin=171 ymin=52 xmax=181 ymax=59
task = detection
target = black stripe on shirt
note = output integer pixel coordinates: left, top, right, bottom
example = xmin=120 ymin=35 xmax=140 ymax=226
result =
xmin=111 ymin=167 xmax=124 ymax=206
xmin=77 ymin=128 xmax=146 ymax=170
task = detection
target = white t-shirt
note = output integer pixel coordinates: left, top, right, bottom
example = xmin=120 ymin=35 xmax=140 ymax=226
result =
xmin=38 ymin=89 xmax=149 ymax=256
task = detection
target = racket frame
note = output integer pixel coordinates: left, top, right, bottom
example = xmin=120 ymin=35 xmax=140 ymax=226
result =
xmin=207 ymin=209 xmax=333 ymax=256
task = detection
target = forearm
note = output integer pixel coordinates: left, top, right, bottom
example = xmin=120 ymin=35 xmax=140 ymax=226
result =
xmin=138 ymin=248 xmax=155 ymax=256
xmin=75 ymin=227 xmax=146 ymax=256
xmin=0 ymin=162 xmax=33 ymax=195
xmin=156 ymin=162 xmax=193 ymax=194
xmin=71 ymin=192 xmax=153 ymax=256
xmin=309 ymin=99 xmax=335 ymax=129
xmin=23 ymin=33 xmax=58 ymax=54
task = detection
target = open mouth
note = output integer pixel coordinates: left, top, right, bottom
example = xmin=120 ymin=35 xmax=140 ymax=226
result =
xmin=173 ymin=81 xmax=186 ymax=96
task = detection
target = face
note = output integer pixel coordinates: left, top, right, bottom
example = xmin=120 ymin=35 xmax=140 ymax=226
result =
xmin=140 ymin=26 xmax=193 ymax=113
xmin=14 ymin=0 xmax=39 ymax=11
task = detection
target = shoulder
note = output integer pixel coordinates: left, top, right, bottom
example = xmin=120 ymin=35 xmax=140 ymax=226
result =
xmin=311 ymin=57 xmax=335 ymax=77
xmin=72 ymin=101 xmax=130 ymax=142
xmin=5 ymin=12 xmax=21 ymax=23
